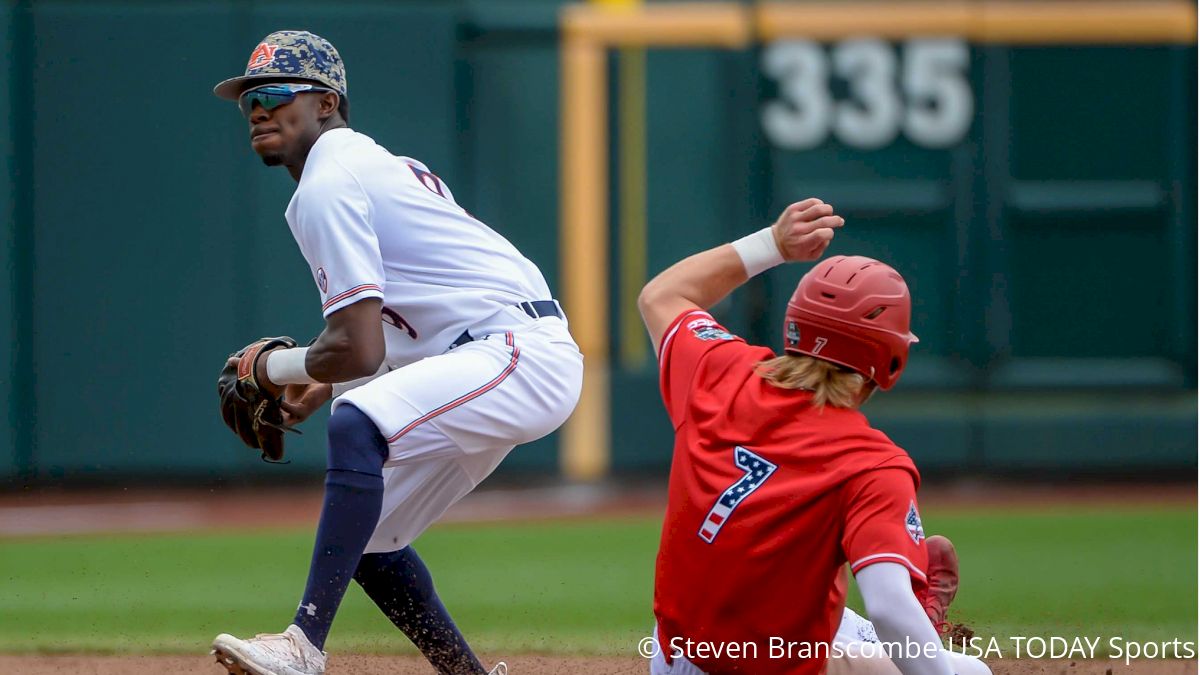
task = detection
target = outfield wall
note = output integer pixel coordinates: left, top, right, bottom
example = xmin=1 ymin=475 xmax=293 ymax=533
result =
xmin=0 ymin=0 xmax=1194 ymax=484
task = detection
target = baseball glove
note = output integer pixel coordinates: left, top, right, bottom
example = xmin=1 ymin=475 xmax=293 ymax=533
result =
xmin=217 ymin=336 xmax=302 ymax=462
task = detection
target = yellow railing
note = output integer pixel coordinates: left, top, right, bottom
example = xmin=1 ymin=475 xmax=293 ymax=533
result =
xmin=558 ymin=0 xmax=1197 ymax=481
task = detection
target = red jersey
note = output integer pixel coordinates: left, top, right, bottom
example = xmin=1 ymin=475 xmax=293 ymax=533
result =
xmin=653 ymin=310 xmax=929 ymax=675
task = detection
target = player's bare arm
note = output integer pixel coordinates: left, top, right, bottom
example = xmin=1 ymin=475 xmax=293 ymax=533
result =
xmin=637 ymin=198 xmax=843 ymax=353
xmin=275 ymin=298 xmax=387 ymax=424
xmin=218 ymin=298 xmax=384 ymax=433
xmin=303 ymin=297 xmax=386 ymax=381
xmin=252 ymin=297 xmax=386 ymax=400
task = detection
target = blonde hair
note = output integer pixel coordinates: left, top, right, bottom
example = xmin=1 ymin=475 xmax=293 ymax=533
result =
xmin=754 ymin=354 xmax=867 ymax=409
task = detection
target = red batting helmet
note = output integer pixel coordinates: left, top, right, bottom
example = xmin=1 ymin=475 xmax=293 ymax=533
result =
xmin=783 ymin=255 xmax=918 ymax=390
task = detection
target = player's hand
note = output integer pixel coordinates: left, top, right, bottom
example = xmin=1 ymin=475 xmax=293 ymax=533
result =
xmin=771 ymin=198 xmax=844 ymax=262
xmin=280 ymin=383 xmax=334 ymax=426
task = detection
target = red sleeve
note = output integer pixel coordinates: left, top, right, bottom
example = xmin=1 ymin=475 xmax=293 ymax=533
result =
xmin=657 ymin=309 xmax=749 ymax=428
xmin=841 ymin=467 xmax=929 ymax=593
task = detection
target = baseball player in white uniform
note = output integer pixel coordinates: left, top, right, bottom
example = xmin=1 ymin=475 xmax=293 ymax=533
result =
xmin=208 ymin=31 xmax=580 ymax=675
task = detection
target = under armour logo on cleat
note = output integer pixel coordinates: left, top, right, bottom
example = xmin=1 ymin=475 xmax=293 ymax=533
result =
xmin=299 ymin=602 xmax=317 ymax=617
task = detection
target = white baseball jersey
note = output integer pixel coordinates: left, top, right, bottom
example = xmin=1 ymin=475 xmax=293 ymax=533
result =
xmin=284 ymin=128 xmax=554 ymax=370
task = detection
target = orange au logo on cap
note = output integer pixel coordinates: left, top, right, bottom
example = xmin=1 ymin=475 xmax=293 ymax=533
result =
xmin=246 ymin=43 xmax=278 ymax=71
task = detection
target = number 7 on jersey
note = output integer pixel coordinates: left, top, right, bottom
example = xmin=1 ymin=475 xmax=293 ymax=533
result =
xmin=698 ymin=447 xmax=778 ymax=543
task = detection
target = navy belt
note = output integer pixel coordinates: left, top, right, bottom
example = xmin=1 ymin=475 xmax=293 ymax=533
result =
xmin=449 ymin=300 xmax=564 ymax=350
xmin=516 ymin=300 xmax=564 ymax=320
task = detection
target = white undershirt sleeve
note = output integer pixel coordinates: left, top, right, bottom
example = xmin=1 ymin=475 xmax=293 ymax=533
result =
xmin=856 ymin=562 xmax=955 ymax=675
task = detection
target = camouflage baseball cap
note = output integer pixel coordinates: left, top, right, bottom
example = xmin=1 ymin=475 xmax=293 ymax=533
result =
xmin=213 ymin=30 xmax=347 ymax=100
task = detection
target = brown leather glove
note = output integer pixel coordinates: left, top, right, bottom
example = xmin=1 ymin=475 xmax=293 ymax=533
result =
xmin=216 ymin=336 xmax=302 ymax=462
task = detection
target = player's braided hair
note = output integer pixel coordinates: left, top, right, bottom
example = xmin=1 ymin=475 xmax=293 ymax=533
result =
xmin=754 ymin=355 xmax=866 ymax=408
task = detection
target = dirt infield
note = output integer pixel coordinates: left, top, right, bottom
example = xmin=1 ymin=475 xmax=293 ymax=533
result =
xmin=0 ymin=655 xmax=1194 ymax=675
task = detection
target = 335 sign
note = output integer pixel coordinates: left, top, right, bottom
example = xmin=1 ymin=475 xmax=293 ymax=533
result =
xmin=761 ymin=38 xmax=973 ymax=151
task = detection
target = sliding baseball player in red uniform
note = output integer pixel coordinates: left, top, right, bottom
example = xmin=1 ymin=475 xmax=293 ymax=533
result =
xmin=638 ymin=199 xmax=990 ymax=675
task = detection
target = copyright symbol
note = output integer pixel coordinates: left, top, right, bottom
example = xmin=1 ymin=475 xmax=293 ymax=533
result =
xmin=638 ymin=636 xmax=661 ymax=659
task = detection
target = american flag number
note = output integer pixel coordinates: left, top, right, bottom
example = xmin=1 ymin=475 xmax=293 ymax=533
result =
xmin=697 ymin=447 xmax=778 ymax=544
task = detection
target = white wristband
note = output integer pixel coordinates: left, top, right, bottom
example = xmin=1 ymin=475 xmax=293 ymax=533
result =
xmin=265 ymin=347 xmax=318 ymax=385
xmin=731 ymin=227 xmax=785 ymax=277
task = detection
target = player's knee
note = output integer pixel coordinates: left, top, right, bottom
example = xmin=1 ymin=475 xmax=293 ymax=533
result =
xmin=354 ymin=548 xmax=436 ymax=603
xmin=353 ymin=551 xmax=385 ymax=586
xmin=395 ymin=547 xmax=436 ymax=601
xmin=326 ymin=404 xmax=389 ymax=474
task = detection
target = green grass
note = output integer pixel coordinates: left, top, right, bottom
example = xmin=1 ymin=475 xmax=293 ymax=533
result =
xmin=0 ymin=505 xmax=1194 ymax=655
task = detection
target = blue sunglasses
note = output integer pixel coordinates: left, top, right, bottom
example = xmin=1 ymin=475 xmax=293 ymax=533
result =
xmin=238 ymin=83 xmax=334 ymax=118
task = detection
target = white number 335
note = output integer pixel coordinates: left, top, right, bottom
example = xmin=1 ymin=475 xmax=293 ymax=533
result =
xmin=762 ymin=38 xmax=973 ymax=150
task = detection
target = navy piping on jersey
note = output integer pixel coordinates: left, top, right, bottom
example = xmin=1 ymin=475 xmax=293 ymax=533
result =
xmin=323 ymin=283 xmax=383 ymax=311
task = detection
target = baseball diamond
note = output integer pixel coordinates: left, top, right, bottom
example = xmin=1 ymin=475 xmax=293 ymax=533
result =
xmin=0 ymin=1 xmax=1193 ymax=675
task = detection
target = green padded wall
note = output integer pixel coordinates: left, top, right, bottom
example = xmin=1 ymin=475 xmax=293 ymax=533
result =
xmin=0 ymin=1 xmax=15 ymax=479
xmin=0 ymin=2 xmax=1193 ymax=484
xmin=28 ymin=2 xmax=246 ymax=480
